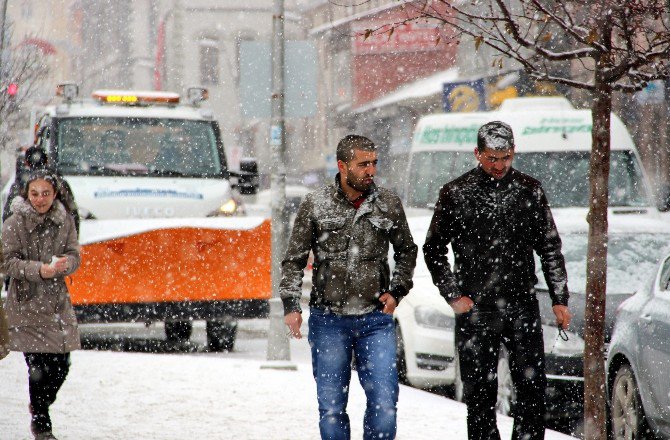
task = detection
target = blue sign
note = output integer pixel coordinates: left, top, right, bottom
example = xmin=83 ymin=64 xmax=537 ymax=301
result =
xmin=443 ymin=79 xmax=487 ymax=113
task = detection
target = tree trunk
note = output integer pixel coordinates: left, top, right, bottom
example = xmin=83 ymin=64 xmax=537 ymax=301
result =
xmin=583 ymin=71 xmax=612 ymax=440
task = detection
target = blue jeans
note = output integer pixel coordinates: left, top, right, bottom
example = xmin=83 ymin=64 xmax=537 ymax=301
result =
xmin=308 ymin=307 xmax=398 ymax=440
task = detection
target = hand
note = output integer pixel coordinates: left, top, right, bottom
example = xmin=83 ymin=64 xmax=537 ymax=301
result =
xmin=52 ymin=257 xmax=69 ymax=274
xmin=552 ymin=305 xmax=571 ymax=329
xmin=448 ymin=296 xmax=474 ymax=314
xmin=40 ymin=264 xmax=57 ymax=279
xmin=379 ymin=293 xmax=397 ymax=315
xmin=285 ymin=312 xmax=303 ymax=339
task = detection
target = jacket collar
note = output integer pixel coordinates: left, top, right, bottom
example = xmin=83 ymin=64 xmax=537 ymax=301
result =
xmin=11 ymin=197 xmax=67 ymax=233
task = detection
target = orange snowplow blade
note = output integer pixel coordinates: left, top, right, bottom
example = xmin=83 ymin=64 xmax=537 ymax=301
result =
xmin=67 ymin=220 xmax=271 ymax=305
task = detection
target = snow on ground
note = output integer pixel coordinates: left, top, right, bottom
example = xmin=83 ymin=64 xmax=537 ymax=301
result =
xmin=0 ymin=343 xmax=575 ymax=440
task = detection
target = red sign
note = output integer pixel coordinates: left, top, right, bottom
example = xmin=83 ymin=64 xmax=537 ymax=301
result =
xmin=7 ymin=83 xmax=18 ymax=96
xmin=352 ymin=21 xmax=442 ymax=55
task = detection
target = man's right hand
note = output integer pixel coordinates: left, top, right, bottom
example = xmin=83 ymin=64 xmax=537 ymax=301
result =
xmin=448 ymin=296 xmax=474 ymax=314
xmin=285 ymin=312 xmax=303 ymax=339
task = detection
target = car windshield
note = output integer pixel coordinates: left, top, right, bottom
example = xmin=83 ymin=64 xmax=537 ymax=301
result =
xmin=56 ymin=118 xmax=223 ymax=177
xmin=535 ymin=233 xmax=670 ymax=294
xmin=405 ymin=150 xmax=649 ymax=208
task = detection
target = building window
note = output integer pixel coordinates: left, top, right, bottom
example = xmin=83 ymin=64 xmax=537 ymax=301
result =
xmin=200 ymin=38 xmax=220 ymax=85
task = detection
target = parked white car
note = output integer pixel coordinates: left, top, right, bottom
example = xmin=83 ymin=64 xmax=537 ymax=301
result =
xmin=394 ymin=216 xmax=457 ymax=389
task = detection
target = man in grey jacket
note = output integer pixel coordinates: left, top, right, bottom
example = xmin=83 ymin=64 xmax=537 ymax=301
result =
xmin=281 ymin=134 xmax=417 ymax=440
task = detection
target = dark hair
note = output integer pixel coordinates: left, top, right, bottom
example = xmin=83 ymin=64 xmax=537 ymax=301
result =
xmin=25 ymin=146 xmax=48 ymax=169
xmin=336 ymin=135 xmax=376 ymax=163
xmin=21 ymin=169 xmax=60 ymax=199
xmin=477 ymin=121 xmax=515 ymax=152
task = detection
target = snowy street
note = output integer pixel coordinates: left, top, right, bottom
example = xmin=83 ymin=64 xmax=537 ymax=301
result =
xmin=0 ymin=319 xmax=575 ymax=440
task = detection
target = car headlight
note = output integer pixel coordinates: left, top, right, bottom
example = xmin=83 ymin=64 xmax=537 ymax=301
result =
xmin=208 ymin=199 xmax=238 ymax=216
xmin=414 ymin=305 xmax=455 ymax=329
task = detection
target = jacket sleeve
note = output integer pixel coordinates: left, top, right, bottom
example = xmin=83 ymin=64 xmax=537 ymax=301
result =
xmin=388 ymin=196 xmax=417 ymax=303
xmin=423 ymin=185 xmax=463 ymax=302
xmin=531 ymin=186 xmax=569 ymax=306
xmin=2 ymin=217 xmax=42 ymax=282
xmin=279 ymin=195 xmax=314 ymax=315
xmin=59 ymin=214 xmax=81 ymax=277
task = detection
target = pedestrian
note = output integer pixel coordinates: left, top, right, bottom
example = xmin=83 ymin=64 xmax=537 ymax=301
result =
xmin=3 ymin=169 xmax=81 ymax=440
xmin=281 ymin=134 xmax=417 ymax=440
xmin=3 ymin=146 xmax=80 ymax=235
xmin=423 ymin=121 xmax=572 ymax=440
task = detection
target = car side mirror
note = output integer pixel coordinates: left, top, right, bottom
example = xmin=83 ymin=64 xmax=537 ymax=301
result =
xmin=232 ymin=157 xmax=259 ymax=195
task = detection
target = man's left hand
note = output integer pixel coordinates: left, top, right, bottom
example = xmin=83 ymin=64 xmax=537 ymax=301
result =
xmin=379 ymin=293 xmax=397 ymax=315
xmin=552 ymin=305 xmax=571 ymax=330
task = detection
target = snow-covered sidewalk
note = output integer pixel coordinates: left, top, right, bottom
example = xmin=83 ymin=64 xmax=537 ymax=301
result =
xmin=0 ymin=348 xmax=574 ymax=439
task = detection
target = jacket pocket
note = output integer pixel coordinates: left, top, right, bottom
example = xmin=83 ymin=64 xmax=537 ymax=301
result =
xmin=321 ymin=260 xmax=348 ymax=307
xmin=368 ymin=217 xmax=393 ymax=231
xmin=12 ymin=279 xmax=32 ymax=303
xmin=362 ymin=216 xmax=392 ymax=256
xmin=316 ymin=217 xmax=348 ymax=252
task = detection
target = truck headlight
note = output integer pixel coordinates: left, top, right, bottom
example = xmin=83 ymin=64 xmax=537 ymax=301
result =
xmin=414 ymin=305 xmax=455 ymax=329
xmin=208 ymin=199 xmax=238 ymax=216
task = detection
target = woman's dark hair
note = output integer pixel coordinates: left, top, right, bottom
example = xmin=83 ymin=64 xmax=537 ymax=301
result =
xmin=20 ymin=169 xmax=60 ymax=199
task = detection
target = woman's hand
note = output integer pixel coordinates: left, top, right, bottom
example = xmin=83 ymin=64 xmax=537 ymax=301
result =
xmin=40 ymin=263 xmax=57 ymax=279
xmin=52 ymin=257 xmax=69 ymax=274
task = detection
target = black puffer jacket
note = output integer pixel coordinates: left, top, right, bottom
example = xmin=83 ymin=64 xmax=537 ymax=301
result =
xmin=424 ymin=166 xmax=569 ymax=308
xmin=280 ymin=178 xmax=417 ymax=316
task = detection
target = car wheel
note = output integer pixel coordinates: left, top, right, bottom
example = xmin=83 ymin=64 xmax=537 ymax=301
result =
xmin=496 ymin=346 xmax=516 ymax=416
xmin=611 ymin=363 xmax=651 ymax=440
xmin=206 ymin=318 xmax=237 ymax=352
xmin=395 ymin=325 xmax=409 ymax=384
xmin=164 ymin=320 xmax=192 ymax=342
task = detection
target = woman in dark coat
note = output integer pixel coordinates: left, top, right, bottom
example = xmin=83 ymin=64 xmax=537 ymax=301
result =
xmin=2 ymin=169 xmax=81 ymax=440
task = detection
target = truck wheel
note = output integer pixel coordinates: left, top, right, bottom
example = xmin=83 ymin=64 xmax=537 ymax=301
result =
xmin=165 ymin=320 xmax=193 ymax=342
xmin=207 ymin=318 xmax=237 ymax=352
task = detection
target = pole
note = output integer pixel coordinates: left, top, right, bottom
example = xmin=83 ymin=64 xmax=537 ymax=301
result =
xmin=0 ymin=0 xmax=8 ymax=75
xmin=265 ymin=0 xmax=293 ymax=364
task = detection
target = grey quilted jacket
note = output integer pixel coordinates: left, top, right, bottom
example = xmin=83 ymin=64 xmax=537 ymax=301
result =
xmin=280 ymin=178 xmax=417 ymax=315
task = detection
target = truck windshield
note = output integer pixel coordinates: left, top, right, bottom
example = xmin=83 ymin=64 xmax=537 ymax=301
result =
xmin=56 ymin=118 xmax=224 ymax=177
xmin=406 ymin=150 xmax=649 ymax=208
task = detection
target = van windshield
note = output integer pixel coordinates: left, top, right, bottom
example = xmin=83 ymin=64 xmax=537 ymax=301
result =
xmin=55 ymin=118 xmax=224 ymax=177
xmin=406 ymin=150 xmax=649 ymax=208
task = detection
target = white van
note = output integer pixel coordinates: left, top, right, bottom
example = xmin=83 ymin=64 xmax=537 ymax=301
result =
xmin=405 ymin=97 xmax=653 ymax=213
xmin=394 ymin=97 xmax=668 ymax=424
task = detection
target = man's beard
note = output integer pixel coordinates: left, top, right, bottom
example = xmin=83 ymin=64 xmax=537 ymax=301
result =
xmin=347 ymin=174 xmax=372 ymax=192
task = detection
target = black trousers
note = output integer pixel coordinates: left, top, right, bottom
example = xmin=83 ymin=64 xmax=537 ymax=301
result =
xmin=24 ymin=353 xmax=71 ymax=433
xmin=456 ymin=298 xmax=546 ymax=440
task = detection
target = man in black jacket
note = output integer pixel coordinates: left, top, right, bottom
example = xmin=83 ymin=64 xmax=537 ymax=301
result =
xmin=424 ymin=121 xmax=571 ymax=440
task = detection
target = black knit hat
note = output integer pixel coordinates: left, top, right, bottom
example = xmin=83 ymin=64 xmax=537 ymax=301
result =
xmin=24 ymin=146 xmax=48 ymax=169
